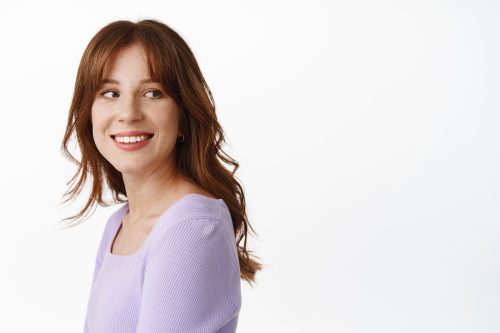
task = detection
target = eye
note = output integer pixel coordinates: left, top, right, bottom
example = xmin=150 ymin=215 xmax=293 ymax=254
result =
xmin=101 ymin=90 xmax=119 ymax=98
xmin=98 ymin=89 xmax=163 ymax=99
xmin=145 ymin=90 xmax=163 ymax=98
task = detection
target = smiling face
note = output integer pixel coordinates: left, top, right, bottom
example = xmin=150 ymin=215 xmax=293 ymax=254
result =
xmin=91 ymin=43 xmax=181 ymax=175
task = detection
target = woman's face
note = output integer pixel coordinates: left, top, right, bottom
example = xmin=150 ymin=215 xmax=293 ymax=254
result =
xmin=91 ymin=43 xmax=181 ymax=175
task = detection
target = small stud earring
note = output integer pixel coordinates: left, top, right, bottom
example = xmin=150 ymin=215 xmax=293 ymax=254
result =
xmin=177 ymin=134 xmax=185 ymax=143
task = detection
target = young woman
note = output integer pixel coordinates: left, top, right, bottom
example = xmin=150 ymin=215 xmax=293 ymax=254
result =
xmin=60 ymin=19 xmax=262 ymax=333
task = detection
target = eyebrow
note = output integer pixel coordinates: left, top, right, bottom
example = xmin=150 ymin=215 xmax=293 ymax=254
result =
xmin=100 ymin=78 xmax=159 ymax=84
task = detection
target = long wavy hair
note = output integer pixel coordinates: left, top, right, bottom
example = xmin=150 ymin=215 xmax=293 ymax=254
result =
xmin=60 ymin=19 xmax=262 ymax=286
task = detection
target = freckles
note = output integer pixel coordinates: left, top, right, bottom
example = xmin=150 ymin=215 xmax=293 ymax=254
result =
xmin=91 ymin=107 xmax=111 ymax=123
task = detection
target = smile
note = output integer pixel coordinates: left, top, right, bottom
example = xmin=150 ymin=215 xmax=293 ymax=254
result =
xmin=111 ymin=134 xmax=154 ymax=143
xmin=110 ymin=134 xmax=154 ymax=151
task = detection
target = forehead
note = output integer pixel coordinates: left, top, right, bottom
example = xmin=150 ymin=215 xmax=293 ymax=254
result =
xmin=101 ymin=44 xmax=152 ymax=81
xmin=100 ymin=78 xmax=159 ymax=85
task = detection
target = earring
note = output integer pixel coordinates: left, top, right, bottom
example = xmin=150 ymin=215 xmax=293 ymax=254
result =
xmin=177 ymin=134 xmax=185 ymax=143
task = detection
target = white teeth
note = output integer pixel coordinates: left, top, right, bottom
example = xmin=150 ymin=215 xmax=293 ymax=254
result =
xmin=114 ymin=135 xmax=151 ymax=144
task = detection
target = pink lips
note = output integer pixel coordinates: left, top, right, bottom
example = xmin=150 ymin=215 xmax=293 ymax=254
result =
xmin=111 ymin=131 xmax=154 ymax=152
xmin=111 ymin=130 xmax=153 ymax=137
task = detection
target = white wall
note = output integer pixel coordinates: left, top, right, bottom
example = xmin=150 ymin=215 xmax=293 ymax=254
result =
xmin=0 ymin=0 xmax=498 ymax=332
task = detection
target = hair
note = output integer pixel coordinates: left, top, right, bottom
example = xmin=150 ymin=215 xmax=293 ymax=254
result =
xmin=60 ymin=18 xmax=262 ymax=286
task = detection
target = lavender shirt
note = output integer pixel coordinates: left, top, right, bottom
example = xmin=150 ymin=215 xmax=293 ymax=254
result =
xmin=83 ymin=193 xmax=242 ymax=333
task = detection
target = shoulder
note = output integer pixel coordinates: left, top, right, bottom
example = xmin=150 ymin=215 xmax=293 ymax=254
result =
xmin=159 ymin=193 xmax=230 ymax=233
xmin=137 ymin=196 xmax=242 ymax=330
xmin=146 ymin=194 xmax=237 ymax=262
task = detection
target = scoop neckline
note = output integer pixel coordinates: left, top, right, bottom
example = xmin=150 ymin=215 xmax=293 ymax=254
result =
xmin=106 ymin=193 xmax=221 ymax=258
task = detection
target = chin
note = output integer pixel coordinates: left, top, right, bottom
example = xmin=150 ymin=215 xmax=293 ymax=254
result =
xmin=109 ymin=159 xmax=148 ymax=174
xmin=117 ymin=166 xmax=148 ymax=175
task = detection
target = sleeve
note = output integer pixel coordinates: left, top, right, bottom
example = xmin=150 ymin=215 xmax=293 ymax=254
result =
xmin=135 ymin=217 xmax=239 ymax=333
xmin=90 ymin=220 xmax=110 ymax=288
xmin=83 ymin=219 xmax=112 ymax=333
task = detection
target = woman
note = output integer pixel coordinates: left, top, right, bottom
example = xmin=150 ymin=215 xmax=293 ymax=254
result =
xmin=60 ymin=19 xmax=262 ymax=333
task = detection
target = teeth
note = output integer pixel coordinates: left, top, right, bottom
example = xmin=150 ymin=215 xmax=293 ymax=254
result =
xmin=114 ymin=135 xmax=151 ymax=144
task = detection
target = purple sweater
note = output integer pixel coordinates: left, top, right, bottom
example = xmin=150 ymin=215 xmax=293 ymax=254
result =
xmin=83 ymin=193 xmax=242 ymax=333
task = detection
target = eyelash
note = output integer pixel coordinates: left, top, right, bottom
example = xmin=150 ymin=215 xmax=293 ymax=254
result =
xmin=100 ymin=89 xmax=163 ymax=99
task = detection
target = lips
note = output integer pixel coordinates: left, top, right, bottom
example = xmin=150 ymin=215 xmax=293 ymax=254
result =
xmin=110 ymin=130 xmax=154 ymax=138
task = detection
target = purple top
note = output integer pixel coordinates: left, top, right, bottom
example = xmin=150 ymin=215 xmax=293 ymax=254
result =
xmin=83 ymin=193 xmax=242 ymax=333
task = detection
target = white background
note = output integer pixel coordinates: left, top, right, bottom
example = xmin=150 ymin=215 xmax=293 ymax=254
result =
xmin=0 ymin=0 xmax=499 ymax=332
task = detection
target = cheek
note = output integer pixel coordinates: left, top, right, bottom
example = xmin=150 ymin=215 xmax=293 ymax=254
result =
xmin=90 ymin=108 xmax=110 ymax=141
xmin=154 ymin=110 xmax=178 ymax=130
xmin=165 ymin=108 xmax=181 ymax=129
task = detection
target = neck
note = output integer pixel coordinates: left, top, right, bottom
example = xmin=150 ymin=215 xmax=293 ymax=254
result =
xmin=121 ymin=159 xmax=187 ymax=223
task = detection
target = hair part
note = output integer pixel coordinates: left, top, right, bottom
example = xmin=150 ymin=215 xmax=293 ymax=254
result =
xmin=60 ymin=18 xmax=262 ymax=286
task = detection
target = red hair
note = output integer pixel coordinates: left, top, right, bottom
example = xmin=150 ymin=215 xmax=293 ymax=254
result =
xmin=60 ymin=19 xmax=262 ymax=285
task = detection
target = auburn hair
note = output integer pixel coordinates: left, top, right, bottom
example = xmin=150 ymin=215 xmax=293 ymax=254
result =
xmin=60 ymin=18 xmax=262 ymax=286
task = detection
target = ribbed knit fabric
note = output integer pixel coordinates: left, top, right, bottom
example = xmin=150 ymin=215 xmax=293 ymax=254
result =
xmin=83 ymin=193 xmax=242 ymax=333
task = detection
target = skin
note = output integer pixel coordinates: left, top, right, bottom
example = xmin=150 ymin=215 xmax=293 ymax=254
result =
xmin=91 ymin=43 xmax=212 ymax=252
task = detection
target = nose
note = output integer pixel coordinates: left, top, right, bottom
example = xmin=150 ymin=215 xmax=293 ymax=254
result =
xmin=117 ymin=94 xmax=144 ymax=123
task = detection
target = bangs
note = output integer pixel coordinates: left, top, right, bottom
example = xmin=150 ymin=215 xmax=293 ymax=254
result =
xmin=89 ymin=36 xmax=181 ymax=104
